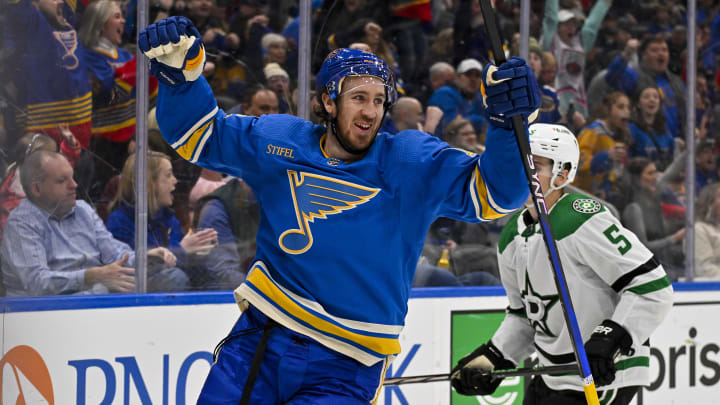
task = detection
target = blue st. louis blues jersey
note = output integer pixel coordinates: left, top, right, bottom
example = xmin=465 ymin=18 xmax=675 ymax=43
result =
xmin=157 ymin=77 xmax=529 ymax=366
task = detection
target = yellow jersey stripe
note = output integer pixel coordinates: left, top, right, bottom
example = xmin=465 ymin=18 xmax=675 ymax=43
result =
xmin=176 ymin=120 xmax=212 ymax=161
xmin=25 ymin=115 xmax=91 ymax=129
xmin=472 ymin=166 xmax=505 ymax=220
xmin=171 ymin=106 xmax=218 ymax=149
xmin=26 ymin=105 xmax=92 ymax=121
xmin=244 ymin=265 xmax=401 ymax=357
xmin=26 ymin=97 xmax=92 ymax=115
xmin=92 ymin=117 xmax=136 ymax=133
xmin=26 ymin=107 xmax=92 ymax=121
xmin=26 ymin=92 xmax=91 ymax=110
xmin=190 ymin=122 xmax=214 ymax=163
xmin=371 ymin=357 xmax=392 ymax=405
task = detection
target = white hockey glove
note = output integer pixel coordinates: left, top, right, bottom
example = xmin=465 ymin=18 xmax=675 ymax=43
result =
xmin=138 ymin=16 xmax=205 ymax=87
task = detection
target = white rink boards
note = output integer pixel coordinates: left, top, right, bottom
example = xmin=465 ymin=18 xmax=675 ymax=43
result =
xmin=2 ymin=283 xmax=719 ymax=405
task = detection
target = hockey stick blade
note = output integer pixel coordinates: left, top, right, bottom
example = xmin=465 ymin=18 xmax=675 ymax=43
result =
xmin=477 ymin=1 xmax=601 ymax=404
xmin=383 ymin=364 xmax=577 ymax=386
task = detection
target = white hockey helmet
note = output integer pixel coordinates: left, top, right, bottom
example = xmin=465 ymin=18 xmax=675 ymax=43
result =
xmin=528 ymin=123 xmax=579 ymax=193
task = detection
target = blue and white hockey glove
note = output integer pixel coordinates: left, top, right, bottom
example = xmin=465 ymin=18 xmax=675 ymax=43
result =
xmin=481 ymin=57 xmax=540 ymax=129
xmin=138 ymin=16 xmax=205 ymax=87
xmin=451 ymin=341 xmax=515 ymax=396
xmin=585 ymin=319 xmax=634 ymax=386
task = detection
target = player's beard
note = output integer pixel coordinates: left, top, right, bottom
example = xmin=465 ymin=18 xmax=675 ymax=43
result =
xmin=330 ymin=119 xmax=376 ymax=156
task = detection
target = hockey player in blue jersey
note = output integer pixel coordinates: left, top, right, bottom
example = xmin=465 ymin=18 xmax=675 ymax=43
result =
xmin=139 ymin=16 xmax=540 ymax=404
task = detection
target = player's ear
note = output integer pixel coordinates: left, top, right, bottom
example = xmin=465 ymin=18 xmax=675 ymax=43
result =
xmin=555 ymin=169 xmax=569 ymax=186
xmin=321 ymin=93 xmax=336 ymax=118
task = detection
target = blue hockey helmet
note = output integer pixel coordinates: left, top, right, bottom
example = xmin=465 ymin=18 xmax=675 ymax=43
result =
xmin=316 ymin=48 xmax=397 ymax=107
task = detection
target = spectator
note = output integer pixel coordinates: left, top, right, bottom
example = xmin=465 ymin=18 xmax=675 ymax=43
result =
xmin=263 ymin=63 xmax=293 ymax=114
xmin=0 ymin=151 xmax=183 ymax=296
xmin=348 ymin=42 xmax=372 ymax=53
xmin=429 ymin=62 xmax=456 ymax=92
xmin=540 ymin=51 xmax=557 ymax=89
xmin=575 ymin=91 xmax=631 ymax=191
xmin=425 ymin=27 xmax=454 ymax=67
xmin=585 ymin=17 xmax=636 ymax=116
xmin=384 ymin=0 xmax=431 ymax=86
xmin=0 ymin=133 xmax=61 ymax=240
xmin=106 ymin=151 xmax=217 ymax=287
xmin=628 ymin=85 xmax=674 ymax=170
xmin=667 ymin=24 xmax=687 ymax=75
xmin=329 ymin=20 xmax=406 ymax=93
xmin=694 ymin=183 xmax=720 ymax=279
xmin=381 ymin=97 xmax=424 ymax=134
xmin=589 ymin=131 xmax=629 ymax=208
xmin=227 ymin=85 xmax=279 ymax=116
xmin=185 ymin=0 xmax=240 ymax=52
xmin=605 ymin=35 xmax=686 ymax=138
xmin=443 ymin=116 xmax=484 ymax=155
xmin=695 ymin=141 xmax=718 ymax=193
xmin=311 ymin=0 xmax=386 ymax=71
xmin=414 ymin=61 xmax=455 ymax=106
xmin=194 ymin=178 xmax=260 ymax=289
xmin=185 ymin=0 xmax=244 ymax=94
xmin=189 ymin=168 xmax=229 ymax=209
xmin=4 ymin=0 xmax=92 ymax=149
xmin=541 ymin=0 xmax=613 ymax=119
xmin=527 ymin=37 xmax=561 ymax=124
xmin=453 ymin=0 xmax=492 ymax=65
xmin=261 ymin=33 xmax=288 ymax=66
xmin=80 ymin=0 xmax=159 ymax=200
xmin=621 ymin=156 xmax=685 ymax=280
xmin=649 ymin=4 xmax=673 ymax=34
xmin=428 ymin=58 xmax=487 ymax=138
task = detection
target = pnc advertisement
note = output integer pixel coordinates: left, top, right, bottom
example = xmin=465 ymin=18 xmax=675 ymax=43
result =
xmin=2 ymin=290 xmax=718 ymax=404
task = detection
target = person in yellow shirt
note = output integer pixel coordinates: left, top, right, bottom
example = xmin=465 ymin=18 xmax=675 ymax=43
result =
xmin=575 ymin=91 xmax=631 ymax=190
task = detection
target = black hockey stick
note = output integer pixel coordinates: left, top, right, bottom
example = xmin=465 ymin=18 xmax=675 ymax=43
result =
xmin=383 ymin=363 xmax=577 ymax=386
xmin=477 ymin=1 xmax=601 ymax=404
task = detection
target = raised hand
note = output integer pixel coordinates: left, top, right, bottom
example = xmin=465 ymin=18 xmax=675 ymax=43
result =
xmin=482 ymin=57 xmax=541 ymax=129
xmin=138 ymin=16 xmax=205 ymax=87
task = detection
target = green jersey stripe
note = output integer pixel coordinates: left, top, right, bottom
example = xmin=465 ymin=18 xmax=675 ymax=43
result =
xmin=628 ymin=276 xmax=671 ymax=295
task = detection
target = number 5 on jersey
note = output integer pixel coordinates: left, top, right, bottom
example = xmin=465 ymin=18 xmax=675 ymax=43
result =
xmin=603 ymin=224 xmax=632 ymax=255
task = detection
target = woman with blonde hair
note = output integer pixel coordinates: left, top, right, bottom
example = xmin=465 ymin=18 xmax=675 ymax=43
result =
xmin=106 ymin=151 xmax=217 ymax=290
xmin=80 ymin=0 xmax=158 ymax=199
xmin=694 ymin=183 xmax=720 ymax=279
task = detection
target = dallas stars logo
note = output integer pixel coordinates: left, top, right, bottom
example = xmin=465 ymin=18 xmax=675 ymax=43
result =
xmin=572 ymin=198 xmax=601 ymax=214
xmin=520 ymin=271 xmax=559 ymax=337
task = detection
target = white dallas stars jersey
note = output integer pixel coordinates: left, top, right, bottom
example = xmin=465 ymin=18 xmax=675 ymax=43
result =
xmin=492 ymin=193 xmax=673 ymax=391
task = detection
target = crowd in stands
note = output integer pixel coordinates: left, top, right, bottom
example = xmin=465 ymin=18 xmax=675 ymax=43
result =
xmin=2 ymin=0 xmax=720 ymax=297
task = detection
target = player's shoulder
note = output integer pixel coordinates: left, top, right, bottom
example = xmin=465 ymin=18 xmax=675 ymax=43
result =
xmin=498 ymin=210 xmax=525 ymax=254
xmin=250 ymin=114 xmax=321 ymax=144
xmin=549 ymin=193 xmax=607 ymax=240
xmin=378 ymin=129 xmax=449 ymax=162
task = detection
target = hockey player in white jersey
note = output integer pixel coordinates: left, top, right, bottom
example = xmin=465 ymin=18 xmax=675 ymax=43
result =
xmin=451 ymin=123 xmax=673 ymax=404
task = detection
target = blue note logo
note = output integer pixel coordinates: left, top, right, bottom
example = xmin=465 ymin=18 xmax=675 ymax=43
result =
xmin=279 ymin=170 xmax=380 ymax=254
